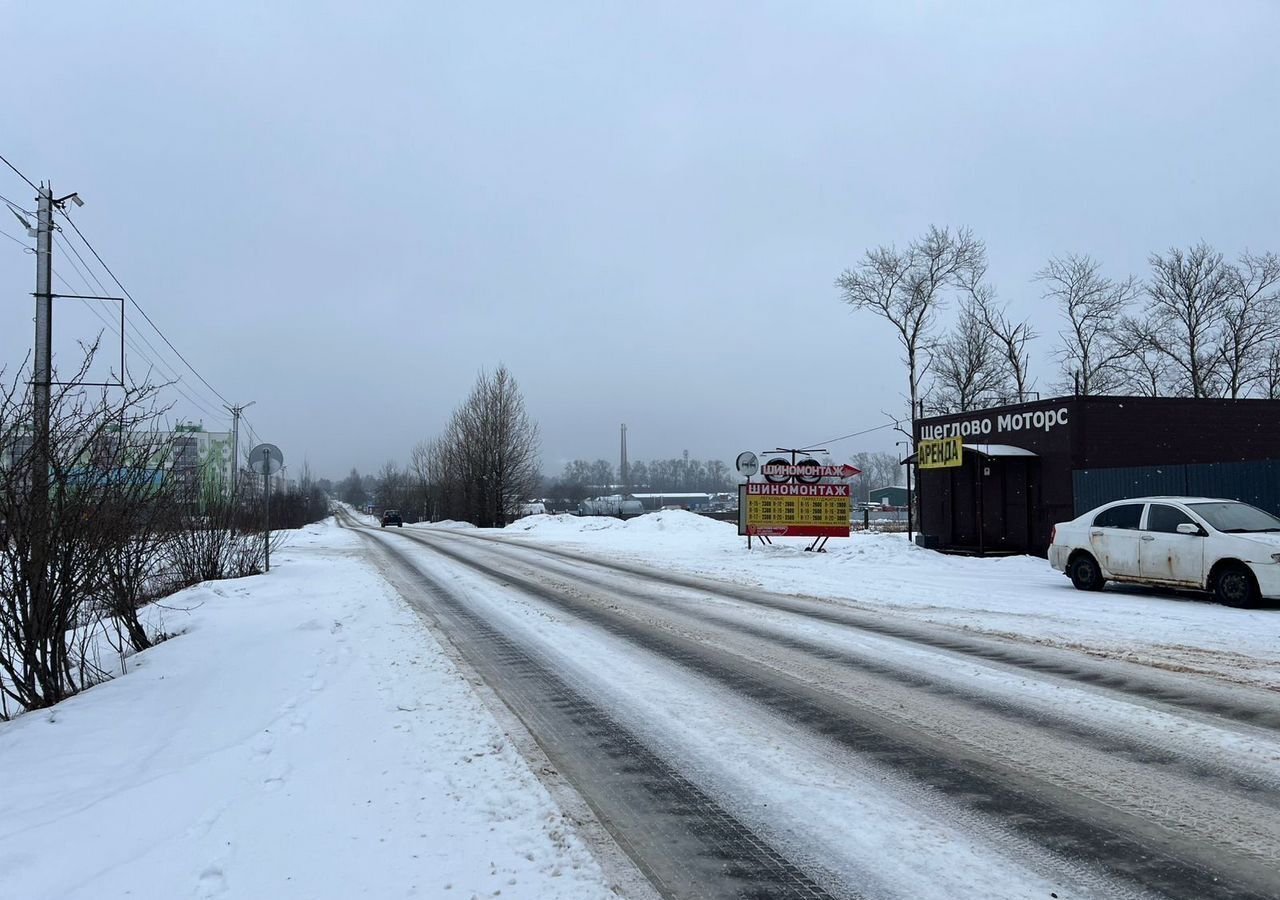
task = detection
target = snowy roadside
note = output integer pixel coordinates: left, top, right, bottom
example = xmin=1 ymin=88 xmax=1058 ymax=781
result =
xmin=466 ymin=512 xmax=1280 ymax=690
xmin=0 ymin=519 xmax=618 ymax=900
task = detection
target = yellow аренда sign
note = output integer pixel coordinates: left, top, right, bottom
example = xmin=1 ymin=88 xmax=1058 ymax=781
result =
xmin=918 ymin=436 xmax=963 ymax=469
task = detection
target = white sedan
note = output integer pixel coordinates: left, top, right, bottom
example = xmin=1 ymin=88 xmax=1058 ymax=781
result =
xmin=1048 ymin=496 xmax=1280 ymax=608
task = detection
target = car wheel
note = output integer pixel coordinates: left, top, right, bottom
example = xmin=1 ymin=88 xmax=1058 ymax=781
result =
xmin=1069 ymin=552 xmax=1105 ymax=591
xmin=1213 ymin=563 xmax=1258 ymax=609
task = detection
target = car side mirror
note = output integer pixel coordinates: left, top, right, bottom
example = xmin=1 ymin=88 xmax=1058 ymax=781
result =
xmin=1176 ymin=522 xmax=1202 ymax=536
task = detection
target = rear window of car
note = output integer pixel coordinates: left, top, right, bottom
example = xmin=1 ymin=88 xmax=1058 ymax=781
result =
xmin=1093 ymin=503 xmax=1143 ymax=529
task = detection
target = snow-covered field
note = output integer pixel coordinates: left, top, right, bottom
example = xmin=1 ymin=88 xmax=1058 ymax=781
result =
xmin=0 ymin=521 xmax=617 ymax=900
xmin=490 ymin=511 xmax=1280 ymax=690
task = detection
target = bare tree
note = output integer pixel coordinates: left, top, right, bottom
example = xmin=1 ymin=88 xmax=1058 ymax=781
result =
xmin=847 ymin=451 xmax=904 ymax=504
xmin=338 ymin=467 xmax=365 ymax=506
xmin=1217 ymin=251 xmax=1280 ymax=398
xmin=930 ymin=299 xmax=1009 ymax=412
xmin=376 ymin=460 xmax=409 ymax=512
xmin=1142 ymin=243 xmax=1232 ymax=397
xmin=417 ymin=366 xmax=541 ymax=527
xmin=836 ymin=226 xmax=985 ymax=417
xmin=1112 ymin=317 xmax=1171 ymax=397
xmin=1037 ymin=254 xmax=1138 ymax=394
xmin=966 ymin=279 xmax=1037 ymax=402
xmin=551 ymin=459 xmax=593 ymax=502
xmin=628 ymin=459 xmax=649 ymax=492
xmin=1265 ymin=345 xmax=1280 ymax=400
xmin=587 ymin=459 xmax=615 ymax=493
xmin=704 ymin=459 xmax=730 ymax=492
xmin=413 ymin=436 xmax=458 ymax=521
xmin=408 ymin=440 xmax=436 ymax=520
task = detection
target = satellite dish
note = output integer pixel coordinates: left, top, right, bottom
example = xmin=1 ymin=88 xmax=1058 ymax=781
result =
xmin=248 ymin=442 xmax=284 ymax=475
xmin=735 ymin=451 xmax=759 ymax=478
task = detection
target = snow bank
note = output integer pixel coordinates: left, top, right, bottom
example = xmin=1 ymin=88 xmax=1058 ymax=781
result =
xmin=0 ymin=519 xmax=615 ymax=900
xmin=508 ymin=510 xmax=732 ymax=537
xmin=619 ymin=509 xmax=734 ymax=535
xmin=508 ymin=513 xmax=624 ymax=535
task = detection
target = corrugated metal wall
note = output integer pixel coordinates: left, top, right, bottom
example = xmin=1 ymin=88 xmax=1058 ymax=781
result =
xmin=1187 ymin=459 xmax=1280 ymax=511
xmin=1073 ymin=460 xmax=1280 ymax=516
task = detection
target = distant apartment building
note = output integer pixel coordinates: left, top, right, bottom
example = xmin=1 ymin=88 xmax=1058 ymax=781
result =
xmin=1 ymin=421 xmax=284 ymax=499
xmin=168 ymin=423 xmax=234 ymax=493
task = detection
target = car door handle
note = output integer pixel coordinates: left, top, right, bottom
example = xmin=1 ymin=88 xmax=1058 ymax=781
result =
xmin=1090 ymin=530 xmax=1102 ymax=537
xmin=1140 ymin=535 xmax=1155 ymax=541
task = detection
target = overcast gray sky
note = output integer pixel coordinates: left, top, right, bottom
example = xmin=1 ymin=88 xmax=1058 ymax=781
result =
xmin=3 ymin=1 xmax=1278 ymax=479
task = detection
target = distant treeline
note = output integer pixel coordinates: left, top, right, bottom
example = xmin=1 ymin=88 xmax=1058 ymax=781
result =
xmin=543 ymin=456 xmax=732 ymax=501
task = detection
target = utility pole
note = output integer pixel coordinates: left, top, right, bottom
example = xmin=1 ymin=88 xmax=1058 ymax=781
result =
xmin=619 ymin=423 xmax=629 ymax=497
xmin=223 ymin=401 xmax=255 ymax=516
xmin=896 ymin=440 xmax=914 ymax=543
xmin=262 ymin=445 xmax=271 ymax=573
xmin=31 ymin=185 xmax=53 ymax=539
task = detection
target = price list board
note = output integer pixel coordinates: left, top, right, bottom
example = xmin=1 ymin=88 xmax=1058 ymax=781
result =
xmin=738 ymin=482 xmax=851 ymax=538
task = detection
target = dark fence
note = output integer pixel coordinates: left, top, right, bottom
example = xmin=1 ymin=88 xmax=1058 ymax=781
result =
xmin=1073 ymin=459 xmax=1280 ymax=516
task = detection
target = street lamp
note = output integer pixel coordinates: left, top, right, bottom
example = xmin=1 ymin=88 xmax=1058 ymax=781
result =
xmin=896 ymin=440 xmax=914 ymax=543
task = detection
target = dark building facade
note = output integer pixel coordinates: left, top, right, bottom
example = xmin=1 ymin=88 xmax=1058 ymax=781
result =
xmin=913 ymin=395 xmax=1280 ymax=556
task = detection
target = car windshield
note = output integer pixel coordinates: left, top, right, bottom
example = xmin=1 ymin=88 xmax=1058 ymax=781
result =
xmin=1187 ymin=501 xmax=1280 ymax=533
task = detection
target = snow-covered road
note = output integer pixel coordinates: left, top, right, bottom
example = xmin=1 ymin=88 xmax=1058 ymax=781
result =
xmin=349 ymin=511 xmax=1280 ymax=900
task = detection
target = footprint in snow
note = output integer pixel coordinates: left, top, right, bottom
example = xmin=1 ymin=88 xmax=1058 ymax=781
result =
xmin=196 ymin=866 xmax=227 ymax=897
xmin=262 ymin=765 xmax=291 ymax=791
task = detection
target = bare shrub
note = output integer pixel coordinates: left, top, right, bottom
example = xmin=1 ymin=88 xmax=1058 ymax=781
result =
xmin=0 ymin=349 xmax=170 ymax=713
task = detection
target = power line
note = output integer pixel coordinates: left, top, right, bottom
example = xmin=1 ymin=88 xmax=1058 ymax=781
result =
xmin=56 ymin=211 xmax=230 ymax=412
xmin=241 ymin=411 xmax=263 ymax=447
xmin=50 ymin=274 xmax=223 ymax=420
xmin=6 ymin=158 xmax=244 ymax=433
xmin=51 ymin=230 xmax=243 ymax=431
xmin=798 ymin=421 xmax=897 ymax=451
xmin=0 ymin=152 xmax=37 ymax=192
xmin=51 ymin=243 xmax=225 ymax=420
xmin=0 ymin=226 xmax=28 ymax=248
xmin=1 ymin=192 xmax=35 ymax=215
xmin=57 ymin=209 xmax=232 ymax=408
xmin=51 ymin=230 xmax=216 ymax=403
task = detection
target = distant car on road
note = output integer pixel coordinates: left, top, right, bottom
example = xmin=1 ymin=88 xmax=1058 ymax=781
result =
xmin=1049 ymin=496 xmax=1280 ymax=608
xmin=381 ymin=509 xmax=403 ymax=528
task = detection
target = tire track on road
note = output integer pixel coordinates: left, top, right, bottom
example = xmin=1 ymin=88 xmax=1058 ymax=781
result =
xmin=428 ymin=526 xmax=1280 ymax=730
xmin=391 ymin=523 xmax=1279 ymax=900
xmin=349 ymin=522 xmax=847 ymax=900
xmin=452 ymin=531 xmax=1280 ymax=803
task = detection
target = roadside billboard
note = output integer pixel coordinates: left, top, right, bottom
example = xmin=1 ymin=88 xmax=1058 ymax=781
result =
xmin=737 ymin=481 xmax=851 ymax=538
